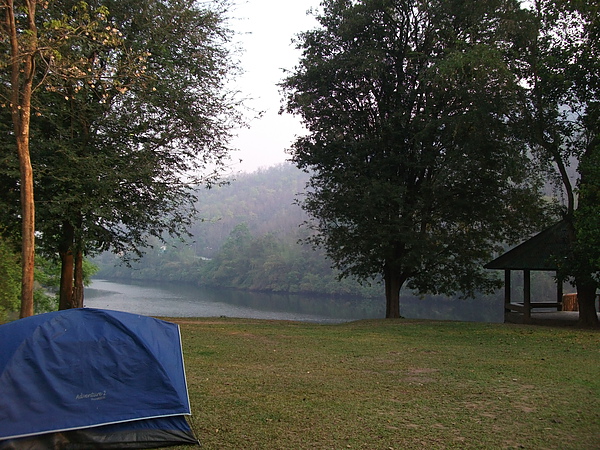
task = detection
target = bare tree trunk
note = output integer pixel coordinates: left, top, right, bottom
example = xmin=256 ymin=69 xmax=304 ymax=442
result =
xmin=59 ymin=220 xmax=86 ymax=309
xmin=5 ymin=0 xmax=38 ymax=318
xmin=59 ymin=250 xmax=75 ymax=310
xmin=574 ymin=144 xmax=599 ymax=327
xmin=18 ymin=146 xmax=35 ymax=318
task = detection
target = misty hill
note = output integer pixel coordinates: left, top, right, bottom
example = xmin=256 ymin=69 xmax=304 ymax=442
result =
xmin=95 ymin=164 xmax=379 ymax=298
xmin=190 ymin=164 xmax=311 ymax=258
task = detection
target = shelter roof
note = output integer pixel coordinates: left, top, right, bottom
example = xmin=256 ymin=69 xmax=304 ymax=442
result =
xmin=484 ymin=220 xmax=571 ymax=271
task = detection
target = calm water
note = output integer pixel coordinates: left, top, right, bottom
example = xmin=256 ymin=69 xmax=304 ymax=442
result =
xmin=85 ymin=279 xmax=384 ymax=323
xmin=85 ymin=279 xmax=503 ymax=323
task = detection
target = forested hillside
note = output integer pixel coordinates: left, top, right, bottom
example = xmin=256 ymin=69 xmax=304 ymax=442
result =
xmin=190 ymin=164 xmax=311 ymax=258
xmin=95 ymin=164 xmax=379 ymax=297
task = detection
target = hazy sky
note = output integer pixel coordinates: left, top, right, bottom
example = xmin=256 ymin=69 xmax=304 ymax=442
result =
xmin=227 ymin=0 xmax=320 ymax=173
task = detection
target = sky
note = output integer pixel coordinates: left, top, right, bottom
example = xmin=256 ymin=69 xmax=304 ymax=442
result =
xmin=227 ymin=0 xmax=320 ymax=173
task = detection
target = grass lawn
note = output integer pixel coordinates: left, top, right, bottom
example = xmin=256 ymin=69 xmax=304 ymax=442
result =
xmin=169 ymin=318 xmax=599 ymax=449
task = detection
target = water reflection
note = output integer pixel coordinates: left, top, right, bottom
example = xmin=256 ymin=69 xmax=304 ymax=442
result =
xmin=85 ymin=279 xmax=503 ymax=323
xmin=85 ymin=279 xmax=384 ymax=323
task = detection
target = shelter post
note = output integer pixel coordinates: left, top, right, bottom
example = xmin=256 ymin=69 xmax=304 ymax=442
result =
xmin=556 ymin=273 xmax=563 ymax=311
xmin=523 ymin=269 xmax=531 ymax=322
xmin=504 ymin=270 xmax=512 ymax=313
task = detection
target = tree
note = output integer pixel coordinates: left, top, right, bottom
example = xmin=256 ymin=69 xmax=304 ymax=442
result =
xmin=523 ymin=0 xmax=599 ymax=326
xmin=2 ymin=0 xmax=38 ymax=318
xmin=282 ymin=0 xmax=547 ymax=318
xmin=1 ymin=0 xmax=122 ymax=316
xmin=2 ymin=0 xmax=240 ymax=310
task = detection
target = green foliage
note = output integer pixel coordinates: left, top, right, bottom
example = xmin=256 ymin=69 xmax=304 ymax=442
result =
xmin=34 ymin=255 xmax=61 ymax=292
xmin=1 ymin=0 xmax=241 ymax=281
xmin=190 ymin=165 xmax=312 ymax=258
xmin=31 ymin=254 xmax=99 ymax=314
xmin=33 ymin=289 xmax=58 ymax=316
xmin=0 ymin=237 xmax=20 ymax=321
xmin=34 ymin=254 xmax=98 ymax=290
xmin=0 ymin=237 xmax=98 ymax=318
xmin=93 ymin=165 xmax=563 ymax=311
xmin=523 ymin=0 xmax=599 ymax=211
xmin=199 ymin=224 xmax=379 ymax=297
xmin=0 ymin=238 xmax=75 ymax=318
xmin=97 ymin=224 xmax=380 ymax=298
xmin=281 ymin=0 xmax=548 ymax=315
xmin=24 ymin=0 xmax=241 ymax=262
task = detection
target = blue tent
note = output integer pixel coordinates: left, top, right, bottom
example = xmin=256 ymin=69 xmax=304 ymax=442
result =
xmin=0 ymin=308 xmax=199 ymax=448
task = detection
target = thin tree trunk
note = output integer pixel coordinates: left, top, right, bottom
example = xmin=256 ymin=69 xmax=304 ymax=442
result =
xmin=573 ymin=144 xmax=599 ymax=328
xmin=5 ymin=0 xmax=38 ymax=318
xmin=59 ymin=250 xmax=74 ymax=310
xmin=18 ymin=147 xmax=35 ymax=318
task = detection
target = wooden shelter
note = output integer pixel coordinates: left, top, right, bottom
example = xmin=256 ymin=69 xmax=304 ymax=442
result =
xmin=485 ymin=221 xmax=571 ymax=322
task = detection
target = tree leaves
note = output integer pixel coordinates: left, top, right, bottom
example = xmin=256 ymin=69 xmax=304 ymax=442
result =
xmin=26 ymin=0 xmax=241 ymax=261
xmin=282 ymin=0 xmax=549 ymax=315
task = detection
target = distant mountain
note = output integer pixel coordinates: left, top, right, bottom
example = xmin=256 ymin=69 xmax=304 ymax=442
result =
xmin=190 ymin=163 xmax=311 ymax=258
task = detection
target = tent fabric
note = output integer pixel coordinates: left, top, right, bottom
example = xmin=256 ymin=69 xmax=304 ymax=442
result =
xmin=0 ymin=416 xmax=198 ymax=449
xmin=0 ymin=308 xmax=199 ymax=448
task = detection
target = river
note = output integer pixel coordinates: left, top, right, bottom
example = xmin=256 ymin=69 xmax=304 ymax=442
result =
xmin=84 ymin=279 xmax=503 ymax=323
xmin=85 ymin=279 xmax=384 ymax=323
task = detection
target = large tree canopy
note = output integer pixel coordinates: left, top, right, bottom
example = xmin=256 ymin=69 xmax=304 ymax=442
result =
xmin=1 ymin=0 xmax=241 ymax=311
xmin=32 ymin=0 xmax=239 ymax=250
xmin=282 ymin=0 xmax=547 ymax=318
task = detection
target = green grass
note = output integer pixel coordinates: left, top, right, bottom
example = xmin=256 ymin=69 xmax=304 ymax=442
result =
xmin=169 ymin=318 xmax=599 ymax=449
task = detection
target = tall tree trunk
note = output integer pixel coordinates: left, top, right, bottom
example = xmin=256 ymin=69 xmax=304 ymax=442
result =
xmin=17 ymin=134 xmax=35 ymax=318
xmin=576 ymin=280 xmax=599 ymax=327
xmin=59 ymin=222 xmax=75 ymax=310
xmin=5 ymin=0 xmax=38 ymax=318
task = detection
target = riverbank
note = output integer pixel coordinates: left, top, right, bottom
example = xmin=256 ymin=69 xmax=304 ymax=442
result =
xmin=172 ymin=318 xmax=599 ymax=449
